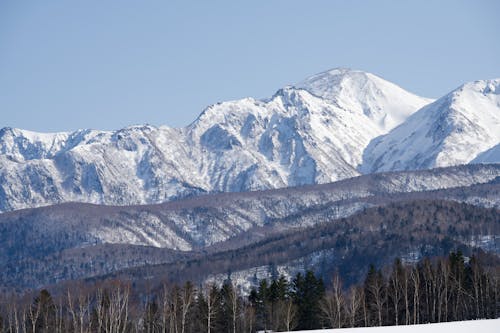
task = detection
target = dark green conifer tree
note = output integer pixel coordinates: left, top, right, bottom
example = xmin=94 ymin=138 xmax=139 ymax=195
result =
xmin=293 ymin=270 xmax=325 ymax=330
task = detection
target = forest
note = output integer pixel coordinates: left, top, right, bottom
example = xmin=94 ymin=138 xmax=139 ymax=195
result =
xmin=0 ymin=251 xmax=497 ymax=333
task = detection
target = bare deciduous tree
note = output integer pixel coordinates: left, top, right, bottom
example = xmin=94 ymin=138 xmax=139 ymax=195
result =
xmin=346 ymin=286 xmax=362 ymax=328
xmin=67 ymin=288 xmax=92 ymax=333
xmin=320 ymin=274 xmax=344 ymax=328
xmin=410 ymin=267 xmax=420 ymax=325
xmin=281 ymin=298 xmax=297 ymax=332
xmin=203 ymin=284 xmax=218 ymax=333
xmin=179 ymin=282 xmax=194 ymax=333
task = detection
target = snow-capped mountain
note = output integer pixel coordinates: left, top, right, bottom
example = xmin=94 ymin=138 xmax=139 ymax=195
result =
xmin=361 ymin=79 xmax=500 ymax=173
xmin=0 ymin=68 xmax=432 ymax=212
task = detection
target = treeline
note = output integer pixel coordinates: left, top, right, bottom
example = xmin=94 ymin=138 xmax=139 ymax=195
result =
xmin=0 ymin=251 xmax=497 ymax=332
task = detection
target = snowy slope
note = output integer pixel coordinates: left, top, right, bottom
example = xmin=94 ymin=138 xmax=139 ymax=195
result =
xmin=287 ymin=319 xmax=499 ymax=333
xmin=2 ymin=165 xmax=499 ymax=288
xmin=361 ymin=79 xmax=500 ymax=173
xmin=0 ymin=68 xmax=432 ymax=212
xmin=472 ymin=143 xmax=500 ymax=164
xmin=1 ymin=164 xmax=498 ymax=261
xmin=296 ymin=68 xmax=433 ymax=132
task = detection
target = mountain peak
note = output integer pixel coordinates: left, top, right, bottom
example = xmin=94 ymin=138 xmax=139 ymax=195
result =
xmin=295 ymin=67 xmax=423 ymax=100
xmin=461 ymin=78 xmax=500 ymax=93
xmin=295 ymin=67 xmax=369 ymax=96
xmin=361 ymin=78 xmax=500 ymax=173
xmin=296 ymin=68 xmax=433 ymax=132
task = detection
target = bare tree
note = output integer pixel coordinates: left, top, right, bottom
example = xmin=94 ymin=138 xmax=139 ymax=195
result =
xmin=67 ymin=288 xmax=92 ymax=333
xmin=421 ymin=259 xmax=437 ymax=322
xmin=470 ymin=256 xmax=483 ymax=319
xmin=4 ymin=294 xmax=22 ymax=333
xmin=226 ymin=283 xmax=239 ymax=333
xmin=170 ymin=285 xmax=180 ymax=333
xmin=179 ymin=282 xmax=194 ymax=333
xmin=159 ymin=283 xmax=172 ymax=333
xmin=21 ymin=307 xmax=28 ymax=333
xmin=361 ymin=287 xmax=368 ymax=327
xmin=388 ymin=259 xmax=404 ymax=325
xmin=204 ymin=284 xmax=218 ymax=333
xmin=95 ymin=283 xmax=130 ymax=333
xmin=27 ymin=297 xmax=41 ymax=333
xmin=346 ymin=286 xmax=362 ymax=328
xmin=365 ymin=268 xmax=385 ymax=326
xmin=410 ymin=267 xmax=420 ymax=325
xmin=54 ymin=297 xmax=65 ymax=333
xmin=436 ymin=259 xmax=450 ymax=322
xmin=402 ymin=265 xmax=411 ymax=325
xmin=320 ymin=274 xmax=344 ymax=328
xmin=95 ymin=288 xmax=106 ymax=333
xmin=281 ymin=298 xmax=297 ymax=332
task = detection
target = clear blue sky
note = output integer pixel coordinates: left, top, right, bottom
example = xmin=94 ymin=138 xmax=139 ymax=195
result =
xmin=1 ymin=0 xmax=499 ymax=132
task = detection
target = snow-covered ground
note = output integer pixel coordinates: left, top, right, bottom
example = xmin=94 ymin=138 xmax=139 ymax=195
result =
xmin=286 ymin=319 xmax=499 ymax=333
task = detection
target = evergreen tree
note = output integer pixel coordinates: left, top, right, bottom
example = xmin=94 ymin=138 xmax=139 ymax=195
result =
xmin=30 ymin=289 xmax=56 ymax=333
xmin=253 ymin=279 xmax=270 ymax=331
xmin=292 ymin=270 xmax=325 ymax=330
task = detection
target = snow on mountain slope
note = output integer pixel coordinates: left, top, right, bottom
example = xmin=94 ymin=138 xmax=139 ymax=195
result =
xmin=0 ymin=68 xmax=432 ymax=212
xmin=0 ymin=127 xmax=70 ymax=160
xmin=1 ymin=164 xmax=499 ymax=288
xmin=296 ymin=68 xmax=434 ymax=132
xmin=472 ymin=143 xmax=500 ymax=164
xmin=1 ymin=164 xmax=498 ymax=257
xmin=361 ymin=79 xmax=500 ymax=173
xmin=0 ymin=125 xmax=203 ymax=212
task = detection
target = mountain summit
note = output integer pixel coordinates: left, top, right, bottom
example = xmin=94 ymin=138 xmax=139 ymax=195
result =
xmin=360 ymin=79 xmax=500 ymax=173
xmin=296 ymin=68 xmax=433 ymax=132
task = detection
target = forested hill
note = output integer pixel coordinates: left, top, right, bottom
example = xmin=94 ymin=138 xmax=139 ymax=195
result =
xmin=1 ymin=164 xmax=498 ymax=290
xmin=91 ymin=200 xmax=499 ymax=291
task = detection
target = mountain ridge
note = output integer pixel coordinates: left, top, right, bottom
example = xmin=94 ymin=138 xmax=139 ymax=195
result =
xmin=1 ymin=69 xmax=499 ymax=214
xmin=0 ymin=68 xmax=435 ymax=212
xmin=360 ymin=79 xmax=500 ymax=173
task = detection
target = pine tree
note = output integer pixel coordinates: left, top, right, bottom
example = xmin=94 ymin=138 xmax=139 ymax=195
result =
xmin=30 ymin=289 xmax=56 ymax=333
xmin=293 ymin=270 xmax=325 ymax=330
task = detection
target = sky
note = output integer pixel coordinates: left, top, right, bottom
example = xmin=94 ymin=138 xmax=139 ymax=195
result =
xmin=1 ymin=0 xmax=499 ymax=132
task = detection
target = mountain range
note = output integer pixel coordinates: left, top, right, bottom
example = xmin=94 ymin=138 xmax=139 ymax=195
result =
xmin=1 ymin=69 xmax=498 ymax=214
xmin=0 ymin=67 xmax=499 ymax=290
